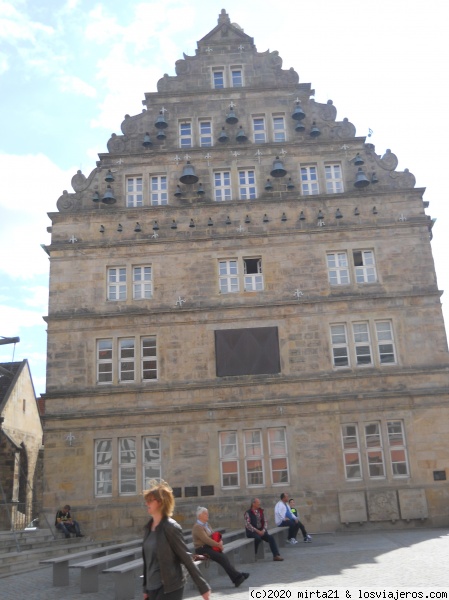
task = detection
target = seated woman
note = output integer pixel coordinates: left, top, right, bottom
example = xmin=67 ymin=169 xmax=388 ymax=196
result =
xmin=192 ymin=506 xmax=250 ymax=588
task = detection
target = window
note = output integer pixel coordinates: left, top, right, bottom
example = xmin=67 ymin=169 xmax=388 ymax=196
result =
xmin=325 ymin=164 xmax=344 ymax=193
xmin=327 ymin=252 xmax=350 ymax=285
xmin=273 ymin=116 xmax=286 ymax=142
xmin=244 ymin=258 xmax=263 ymax=291
xmin=126 ymin=177 xmax=143 ymax=207
xmin=253 ymin=117 xmax=266 ymax=143
xmin=375 ymin=321 xmax=396 ymax=364
xmin=142 ymin=337 xmax=157 ymax=380
xmin=364 ymin=423 xmax=385 ymax=478
xmin=214 ymin=171 xmax=232 ymax=201
xmin=179 ymin=122 xmax=192 ymax=148
xmin=119 ymin=338 xmax=135 ymax=382
xmin=238 ymin=169 xmax=256 ymax=199
xmin=352 ymin=322 xmax=372 ymax=366
xmin=213 ymin=69 xmax=224 ymax=89
xmin=119 ymin=438 xmax=137 ymax=494
xmin=215 ymin=327 xmax=281 ymax=377
xmin=150 ymin=175 xmax=168 ymax=206
xmin=268 ymin=428 xmax=289 ymax=484
xmin=199 ymin=121 xmax=212 ymax=147
xmin=97 ymin=339 xmax=113 ymax=383
xmin=95 ymin=439 xmax=113 ymax=496
xmin=143 ymin=436 xmax=161 ymax=487
xmin=341 ymin=424 xmax=362 ymax=480
xmin=219 ymin=431 xmax=239 ymax=488
xmin=231 ymin=68 xmax=243 ymax=87
xmin=245 ymin=430 xmax=264 ymax=486
xmin=300 ymin=166 xmax=319 ymax=195
xmin=107 ymin=267 xmax=126 ymax=301
xmin=387 ymin=421 xmax=409 ymax=477
xmin=353 ymin=250 xmax=377 ymax=283
xmin=330 ymin=324 xmax=349 ymax=367
xmin=218 ymin=259 xmax=239 ymax=293
xmin=133 ymin=266 xmax=152 ymax=300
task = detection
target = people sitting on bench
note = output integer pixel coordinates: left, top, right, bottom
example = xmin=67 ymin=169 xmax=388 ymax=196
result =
xmin=244 ymin=498 xmax=284 ymax=561
xmin=55 ymin=504 xmax=84 ymax=538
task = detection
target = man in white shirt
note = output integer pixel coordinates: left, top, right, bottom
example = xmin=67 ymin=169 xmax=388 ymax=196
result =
xmin=274 ymin=492 xmax=302 ymax=544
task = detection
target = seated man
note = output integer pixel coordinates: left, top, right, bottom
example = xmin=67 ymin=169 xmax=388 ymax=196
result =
xmin=244 ymin=498 xmax=283 ymax=561
xmin=274 ymin=492 xmax=301 ymax=544
xmin=55 ymin=504 xmax=84 ymax=538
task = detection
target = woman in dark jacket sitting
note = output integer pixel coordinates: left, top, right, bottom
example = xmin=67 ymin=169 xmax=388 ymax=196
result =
xmin=142 ymin=481 xmax=210 ymax=600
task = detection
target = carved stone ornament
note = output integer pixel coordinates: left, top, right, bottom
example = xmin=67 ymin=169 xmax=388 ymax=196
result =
xmin=71 ymin=170 xmax=87 ymax=192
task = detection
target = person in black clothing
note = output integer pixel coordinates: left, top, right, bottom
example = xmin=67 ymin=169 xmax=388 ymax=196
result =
xmin=244 ymin=498 xmax=283 ymax=561
xmin=288 ymin=498 xmax=312 ymax=543
xmin=55 ymin=504 xmax=84 ymax=538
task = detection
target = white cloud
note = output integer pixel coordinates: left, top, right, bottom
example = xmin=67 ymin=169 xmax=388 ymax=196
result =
xmin=0 ymin=51 xmax=8 ymax=74
xmin=0 ymin=304 xmax=44 ymax=332
xmin=58 ymin=73 xmax=97 ymax=97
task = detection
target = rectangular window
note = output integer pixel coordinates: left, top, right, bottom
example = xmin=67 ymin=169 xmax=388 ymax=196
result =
xmin=245 ymin=430 xmax=264 ymax=486
xmin=219 ymin=431 xmax=239 ymax=488
xmin=331 ymin=324 xmax=349 ymax=367
xmin=238 ymin=169 xmax=256 ymax=200
xmin=327 ymin=252 xmax=350 ymax=285
xmin=199 ymin=121 xmax=212 ymax=147
xmin=142 ymin=337 xmax=157 ymax=380
xmin=215 ymin=327 xmax=280 ymax=377
xmin=243 ymin=257 xmax=263 ymax=291
xmin=341 ymin=425 xmax=362 ymax=480
xmin=352 ymin=322 xmax=372 ymax=366
xmin=214 ymin=171 xmax=232 ymax=201
xmin=325 ymin=164 xmax=344 ymax=193
xmin=273 ymin=116 xmax=286 ymax=142
xmin=353 ymin=250 xmax=377 ymax=283
xmin=143 ymin=436 xmax=161 ymax=487
xmin=387 ymin=421 xmax=409 ymax=477
xmin=300 ymin=166 xmax=319 ymax=195
xmin=231 ymin=68 xmax=243 ymax=87
xmin=213 ymin=70 xmax=224 ymax=89
xmin=133 ymin=266 xmax=152 ymax=300
xmin=119 ymin=437 xmax=137 ymax=495
xmin=150 ymin=175 xmax=168 ymax=206
xmin=218 ymin=259 xmax=239 ymax=293
xmin=126 ymin=176 xmax=143 ymax=207
xmin=253 ymin=117 xmax=266 ymax=143
xmin=375 ymin=321 xmax=396 ymax=364
xmin=268 ymin=428 xmax=289 ymax=484
xmin=107 ymin=267 xmax=126 ymax=301
xmin=97 ymin=339 xmax=113 ymax=384
xmin=364 ymin=423 xmax=385 ymax=478
xmin=179 ymin=122 xmax=192 ymax=148
xmin=95 ymin=439 xmax=113 ymax=496
xmin=119 ymin=338 xmax=135 ymax=382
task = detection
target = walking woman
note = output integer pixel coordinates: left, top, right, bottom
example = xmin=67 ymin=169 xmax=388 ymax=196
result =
xmin=142 ymin=481 xmax=211 ymax=600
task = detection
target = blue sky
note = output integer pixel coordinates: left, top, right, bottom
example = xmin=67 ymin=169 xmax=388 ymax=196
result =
xmin=1 ymin=0 xmax=448 ymax=396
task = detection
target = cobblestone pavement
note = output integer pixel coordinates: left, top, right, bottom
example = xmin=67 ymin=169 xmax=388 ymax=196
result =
xmin=1 ymin=529 xmax=448 ymax=600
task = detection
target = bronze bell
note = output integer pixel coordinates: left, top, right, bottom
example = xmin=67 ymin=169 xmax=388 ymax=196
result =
xmin=263 ymin=214 xmax=269 ymax=223
xmin=265 ymin=179 xmax=273 ymax=191
xmin=236 ymin=126 xmax=248 ymax=142
xmin=117 ymin=223 xmax=123 ymax=232
xmin=92 ymin=191 xmax=100 ymax=202
xmin=281 ymin=212 xmax=287 ymax=222
xmin=310 ymin=122 xmax=321 ymax=137
xmin=291 ymin=102 xmax=306 ymax=121
xmin=335 ymin=208 xmax=343 ymax=219
xmin=156 ymin=129 xmax=166 ymax=141
xmin=287 ymin=178 xmax=295 ymax=190
xmin=154 ymin=111 xmax=168 ymax=129
xmin=245 ymin=215 xmax=250 ymax=224
xmin=102 ymin=185 xmax=116 ymax=205
xmin=142 ymin=132 xmax=152 ymax=147
xmin=179 ymin=161 xmax=199 ymax=185
xmin=295 ymin=121 xmax=306 ymax=132
xmin=189 ymin=219 xmax=195 ymax=228
xmin=197 ymin=183 xmax=205 ymax=196
xmin=218 ymin=127 xmax=229 ymax=143
xmin=226 ymin=109 xmax=238 ymax=124
xmin=104 ymin=169 xmax=114 ymax=182
xmin=299 ymin=211 xmax=306 ymax=221
xmin=354 ymin=167 xmax=370 ymax=188
xmin=270 ymin=156 xmax=287 ymax=178
xmin=317 ymin=210 xmax=324 ymax=220
xmin=371 ymin=171 xmax=379 ymax=184
xmin=353 ymin=152 xmax=364 ymax=166
xmin=134 ymin=222 xmax=141 ymax=232
xmin=174 ymin=185 xmax=182 ymax=197
xmin=171 ymin=219 xmax=178 ymax=229
xmin=207 ymin=218 xmax=214 ymax=226
xmin=225 ymin=215 xmax=232 ymax=225
xmin=153 ymin=220 xmax=159 ymax=231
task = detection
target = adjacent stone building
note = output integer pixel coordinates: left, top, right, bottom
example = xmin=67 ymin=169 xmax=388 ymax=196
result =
xmin=41 ymin=10 xmax=449 ymax=537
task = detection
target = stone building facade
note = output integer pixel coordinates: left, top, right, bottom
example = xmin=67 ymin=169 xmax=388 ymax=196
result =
xmin=41 ymin=10 xmax=449 ymax=537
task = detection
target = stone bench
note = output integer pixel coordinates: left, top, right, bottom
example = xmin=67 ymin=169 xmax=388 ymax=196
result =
xmin=69 ymin=547 xmax=141 ymax=593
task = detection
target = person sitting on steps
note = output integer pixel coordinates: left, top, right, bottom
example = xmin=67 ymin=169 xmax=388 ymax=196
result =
xmin=55 ymin=504 xmax=84 ymax=538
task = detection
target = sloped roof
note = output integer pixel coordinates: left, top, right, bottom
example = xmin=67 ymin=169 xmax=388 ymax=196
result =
xmin=0 ymin=360 xmax=26 ymax=412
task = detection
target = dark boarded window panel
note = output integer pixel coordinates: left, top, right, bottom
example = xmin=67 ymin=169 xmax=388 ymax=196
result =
xmin=172 ymin=487 xmax=182 ymax=498
xmin=215 ymin=327 xmax=280 ymax=377
xmin=185 ymin=486 xmax=198 ymax=497
xmin=201 ymin=485 xmax=214 ymax=496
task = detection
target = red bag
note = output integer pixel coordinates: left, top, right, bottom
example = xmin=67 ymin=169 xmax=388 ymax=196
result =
xmin=211 ymin=531 xmax=222 ymax=552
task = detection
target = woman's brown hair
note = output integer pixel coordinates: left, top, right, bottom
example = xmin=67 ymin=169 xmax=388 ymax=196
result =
xmin=143 ymin=480 xmax=175 ymax=518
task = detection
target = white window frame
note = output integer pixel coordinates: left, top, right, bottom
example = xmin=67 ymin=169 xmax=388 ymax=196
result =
xmin=141 ymin=336 xmax=157 ymax=381
xmin=95 ymin=439 xmax=113 ymax=496
xmin=352 ymin=322 xmax=372 ymax=366
xmin=150 ymin=175 xmax=168 ymax=206
xmin=364 ymin=422 xmax=386 ymax=478
xmin=238 ymin=169 xmax=256 ymax=200
xmin=353 ymin=250 xmax=377 ymax=283
xmin=375 ymin=321 xmax=396 ymax=364
xmin=143 ymin=435 xmax=161 ymax=487
xmin=327 ymin=252 xmax=350 ymax=285
xmin=243 ymin=257 xmax=263 ymax=291
xmin=219 ymin=259 xmax=239 ymax=293
xmin=231 ymin=66 xmax=243 ymax=87
xmin=330 ymin=324 xmax=350 ymax=368
xmin=244 ymin=429 xmax=264 ymax=487
xmin=212 ymin=68 xmax=224 ymax=89
xmin=97 ymin=339 xmax=113 ymax=384
xmin=219 ymin=431 xmax=239 ymax=488
xmin=133 ymin=266 xmax=152 ymax=300
xmin=325 ymin=164 xmax=344 ymax=193
xmin=179 ymin=121 xmax=192 ymax=148
xmin=300 ymin=166 xmax=319 ymax=195
xmin=119 ymin=437 xmax=137 ymax=495
xmin=268 ymin=427 xmax=289 ymax=485
xmin=214 ymin=171 xmax=232 ymax=201
xmin=341 ymin=424 xmax=362 ymax=480
xmin=107 ymin=267 xmax=126 ymax=301
xmin=119 ymin=338 xmax=135 ymax=382
xmin=199 ymin=120 xmax=213 ymax=147
xmin=126 ymin=176 xmax=143 ymax=207
xmin=387 ymin=421 xmax=409 ymax=478
xmin=252 ymin=116 xmax=266 ymax=143
xmin=272 ymin=115 xmax=286 ymax=142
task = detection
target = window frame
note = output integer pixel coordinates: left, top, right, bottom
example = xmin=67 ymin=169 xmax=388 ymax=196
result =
xmin=353 ymin=250 xmax=377 ymax=284
xmin=214 ymin=171 xmax=232 ymax=201
xmin=141 ymin=336 xmax=158 ymax=381
xmin=126 ymin=176 xmax=143 ymax=208
xmin=212 ymin=68 xmax=224 ymax=89
xmin=218 ymin=259 xmax=239 ymax=294
xmin=327 ymin=252 xmax=350 ymax=286
xmin=325 ymin=163 xmax=344 ymax=194
xmin=252 ymin=116 xmax=266 ymax=143
xmin=219 ymin=431 xmax=240 ymax=488
xmin=118 ymin=338 xmax=135 ymax=383
xmin=179 ymin=121 xmax=192 ymax=148
xmin=97 ymin=339 xmax=113 ymax=384
xmin=118 ymin=437 xmax=137 ymax=495
xmin=94 ymin=438 xmax=113 ymax=497
xmin=364 ymin=422 xmax=386 ymax=479
xmin=341 ymin=424 xmax=363 ymax=481
xmin=387 ymin=420 xmax=410 ymax=478
xmin=330 ymin=324 xmax=350 ymax=368
xmin=133 ymin=266 xmax=152 ymax=300
xmin=107 ymin=267 xmax=127 ymax=301
xmin=199 ymin=120 xmax=213 ymax=147
xmin=300 ymin=165 xmax=319 ymax=195
xmin=231 ymin=66 xmax=243 ymax=87
xmin=243 ymin=257 xmax=263 ymax=291
xmin=352 ymin=321 xmax=373 ymax=367
xmin=244 ymin=429 xmax=265 ymax=487
xmin=142 ymin=435 xmax=162 ymax=487
xmin=375 ymin=320 xmax=396 ymax=365
xmin=238 ymin=169 xmax=257 ymax=200
xmin=268 ymin=427 xmax=289 ymax=485
xmin=272 ymin=115 xmax=286 ymax=142
xmin=150 ymin=174 xmax=168 ymax=206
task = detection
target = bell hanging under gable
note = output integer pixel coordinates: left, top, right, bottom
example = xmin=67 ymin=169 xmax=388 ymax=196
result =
xmin=155 ymin=111 xmax=168 ymax=129
xmin=156 ymin=129 xmax=166 ymax=141
xmin=92 ymin=191 xmax=100 ymax=202
xmin=218 ymin=127 xmax=229 ymax=142
xmin=310 ymin=122 xmax=321 ymax=137
xmin=102 ymin=185 xmax=116 ymax=205
xmin=354 ymin=167 xmax=370 ymax=188
xmin=295 ymin=121 xmax=306 ymax=132
xmin=287 ymin=178 xmax=295 ymax=190
xmin=236 ymin=126 xmax=248 ymax=142
xmin=264 ymin=179 xmax=273 ymax=191
xmin=179 ymin=161 xmax=199 ymax=185
xmin=353 ymin=152 xmax=364 ymax=166
xmin=142 ymin=132 xmax=152 ymax=147
xmin=104 ymin=169 xmax=115 ymax=182
xmin=196 ymin=183 xmax=205 ymax=196
xmin=226 ymin=109 xmax=238 ymax=124
xmin=270 ymin=156 xmax=287 ymax=178
xmin=292 ymin=102 xmax=306 ymax=121
xmin=174 ymin=185 xmax=182 ymax=197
